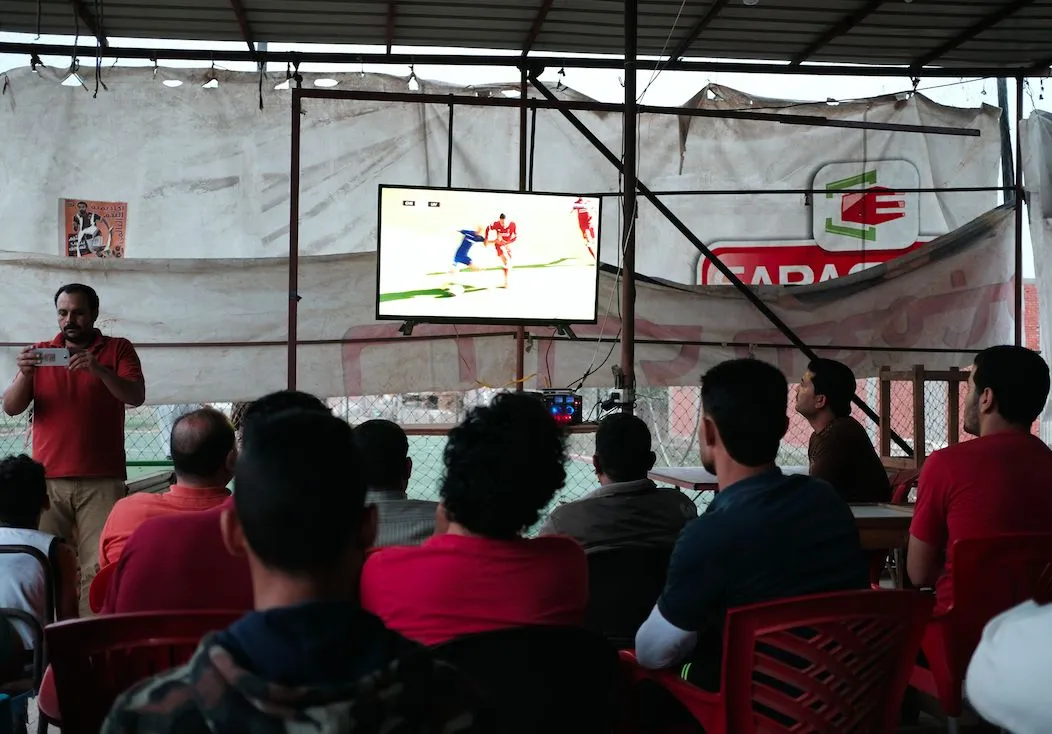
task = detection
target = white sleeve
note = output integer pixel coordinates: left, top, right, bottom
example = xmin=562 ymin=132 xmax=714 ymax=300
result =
xmin=965 ymin=600 xmax=1052 ymax=734
xmin=635 ymin=604 xmax=697 ymax=670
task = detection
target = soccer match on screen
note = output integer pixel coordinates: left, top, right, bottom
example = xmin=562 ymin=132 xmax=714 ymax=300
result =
xmin=376 ymin=186 xmax=601 ymax=324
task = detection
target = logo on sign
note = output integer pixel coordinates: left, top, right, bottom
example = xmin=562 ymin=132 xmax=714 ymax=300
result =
xmin=813 ymin=160 xmax=920 ymax=253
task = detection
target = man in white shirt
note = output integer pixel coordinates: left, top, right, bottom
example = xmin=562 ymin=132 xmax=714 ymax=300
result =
xmin=966 ymin=599 xmax=1052 ymax=733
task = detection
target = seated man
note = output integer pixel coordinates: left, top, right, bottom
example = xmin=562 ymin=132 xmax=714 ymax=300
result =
xmin=100 ymin=391 xmax=330 ymax=614
xmin=795 ymin=359 xmax=891 ymax=503
xmin=635 ymin=358 xmax=868 ymax=690
xmin=908 ymin=345 xmax=1052 ymax=613
xmin=353 ymin=419 xmax=437 ymax=547
xmin=98 ymin=407 xmax=235 ymax=567
xmin=361 ymin=392 xmax=587 ymax=645
xmin=538 ymin=412 xmax=696 ymax=551
xmin=104 ymin=410 xmax=495 ymax=733
xmin=966 ymin=598 xmax=1052 ymax=733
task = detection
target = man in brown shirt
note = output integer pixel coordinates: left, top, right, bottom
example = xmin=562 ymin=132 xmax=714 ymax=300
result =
xmin=796 ymin=359 xmax=891 ymax=504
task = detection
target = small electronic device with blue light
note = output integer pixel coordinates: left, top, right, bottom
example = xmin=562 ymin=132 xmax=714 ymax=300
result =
xmin=540 ymin=389 xmax=584 ymax=426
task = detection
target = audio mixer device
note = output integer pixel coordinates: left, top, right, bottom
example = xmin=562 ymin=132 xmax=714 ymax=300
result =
xmin=539 ymin=389 xmax=584 ymax=426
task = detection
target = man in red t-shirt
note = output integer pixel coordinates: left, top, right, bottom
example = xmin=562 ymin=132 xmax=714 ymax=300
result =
xmin=484 ymin=214 xmax=517 ymax=289
xmin=572 ymin=198 xmax=597 ymax=260
xmin=101 ymin=390 xmax=331 ymax=614
xmin=909 ymin=345 xmax=1052 ymax=614
xmin=2 ymin=284 xmax=145 ymax=614
xmin=361 ymin=392 xmax=587 ymax=645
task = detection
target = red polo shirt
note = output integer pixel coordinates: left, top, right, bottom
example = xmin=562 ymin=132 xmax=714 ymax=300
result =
xmin=100 ymin=496 xmax=253 ymax=614
xmin=360 ymin=533 xmax=588 ymax=645
xmin=31 ymin=331 xmax=143 ymax=479
xmin=98 ymin=484 xmax=232 ymax=569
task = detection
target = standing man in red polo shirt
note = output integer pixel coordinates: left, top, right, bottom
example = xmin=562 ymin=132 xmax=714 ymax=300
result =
xmin=2 ymin=283 xmax=145 ymax=614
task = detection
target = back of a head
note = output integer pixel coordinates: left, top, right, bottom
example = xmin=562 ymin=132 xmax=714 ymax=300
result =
xmin=595 ymin=413 xmax=653 ymax=482
xmin=234 ymin=410 xmax=366 ymax=574
xmin=973 ymin=346 xmax=1050 ymax=427
xmin=239 ymin=390 xmax=330 ymax=445
xmin=353 ymin=419 xmax=409 ymax=491
xmin=170 ymin=408 xmax=236 ymax=480
xmin=701 ymin=358 xmax=789 ymax=466
xmin=808 ymin=358 xmax=857 ymax=418
xmin=441 ymin=392 xmax=567 ymax=538
xmin=0 ymin=455 xmax=47 ymax=528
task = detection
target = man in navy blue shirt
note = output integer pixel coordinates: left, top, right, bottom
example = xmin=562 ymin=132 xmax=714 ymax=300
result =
xmin=635 ymin=358 xmax=868 ymax=691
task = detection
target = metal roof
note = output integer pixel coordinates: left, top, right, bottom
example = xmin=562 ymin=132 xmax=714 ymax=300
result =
xmin=2 ymin=0 xmax=1050 ymax=73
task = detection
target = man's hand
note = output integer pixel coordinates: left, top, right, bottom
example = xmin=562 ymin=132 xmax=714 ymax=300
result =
xmin=15 ymin=345 xmax=38 ymax=377
xmin=68 ymin=350 xmax=103 ymax=376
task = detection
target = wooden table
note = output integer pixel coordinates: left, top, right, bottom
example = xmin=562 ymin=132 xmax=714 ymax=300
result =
xmin=648 ymin=465 xmax=809 ymax=492
xmin=851 ymin=503 xmax=914 ymax=551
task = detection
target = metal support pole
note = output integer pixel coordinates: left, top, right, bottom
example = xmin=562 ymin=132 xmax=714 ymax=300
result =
xmin=447 ymin=96 xmax=454 ymax=188
xmin=621 ymin=0 xmax=639 ymax=414
xmin=288 ymin=82 xmax=303 ymax=390
xmin=1014 ymin=75 xmax=1025 ymax=346
xmin=528 ymin=107 xmax=538 ymax=191
xmin=529 ymin=74 xmax=914 ymax=455
xmin=516 ymin=67 xmax=528 ymax=391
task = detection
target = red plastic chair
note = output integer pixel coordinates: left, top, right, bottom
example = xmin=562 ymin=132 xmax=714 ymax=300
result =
xmin=88 ymin=561 xmax=117 ymax=614
xmin=44 ymin=610 xmax=242 ymax=734
xmin=622 ymin=589 xmax=933 ymax=734
xmin=909 ymin=533 xmax=1052 ymax=732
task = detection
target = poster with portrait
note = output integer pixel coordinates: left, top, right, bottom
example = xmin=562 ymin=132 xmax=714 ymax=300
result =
xmin=59 ymin=198 xmax=128 ymax=258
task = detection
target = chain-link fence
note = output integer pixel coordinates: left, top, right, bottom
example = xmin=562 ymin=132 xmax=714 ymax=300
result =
xmin=0 ymin=373 xmax=971 ymax=513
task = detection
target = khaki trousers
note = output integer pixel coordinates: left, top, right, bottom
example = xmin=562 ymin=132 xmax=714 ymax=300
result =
xmin=40 ymin=478 xmax=127 ymax=616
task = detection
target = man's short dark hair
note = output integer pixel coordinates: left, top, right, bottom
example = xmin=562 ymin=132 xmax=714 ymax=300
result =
xmin=701 ymin=358 xmax=789 ymax=467
xmin=595 ymin=413 xmax=653 ymax=482
xmin=353 ymin=420 xmax=409 ymax=491
xmin=808 ymin=358 xmax=857 ymax=418
xmin=170 ymin=408 xmax=236 ymax=480
xmin=76 ymin=201 xmax=87 ymax=207
xmin=239 ymin=390 xmax=330 ymax=444
xmin=0 ymin=455 xmax=47 ymax=528
xmin=441 ymin=392 xmax=567 ymax=538
xmin=973 ymin=346 xmax=1050 ymax=427
xmin=54 ymin=283 xmax=99 ymax=314
xmin=234 ymin=410 xmax=366 ymax=574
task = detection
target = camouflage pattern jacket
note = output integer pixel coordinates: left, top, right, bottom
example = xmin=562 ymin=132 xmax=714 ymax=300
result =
xmin=101 ymin=631 xmax=497 ymax=733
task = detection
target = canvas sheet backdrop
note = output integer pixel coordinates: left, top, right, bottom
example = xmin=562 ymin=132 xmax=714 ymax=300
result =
xmin=0 ymin=67 xmax=1011 ymax=402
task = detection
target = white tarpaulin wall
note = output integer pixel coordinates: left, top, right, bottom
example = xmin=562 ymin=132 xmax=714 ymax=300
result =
xmin=0 ymin=67 xmax=1012 ymax=402
xmin=0 ymin=205 xmax=1014 ymax=403
xmin=1023 ymin=110 xmax=1052 ymax=430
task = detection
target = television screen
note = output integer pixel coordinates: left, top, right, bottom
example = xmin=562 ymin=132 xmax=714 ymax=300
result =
xmin=376 ymin=185 xmax=601 ymax=324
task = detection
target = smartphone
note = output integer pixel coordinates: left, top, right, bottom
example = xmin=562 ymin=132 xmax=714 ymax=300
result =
xmin=31 ymin=348 xmax=71 ymax=367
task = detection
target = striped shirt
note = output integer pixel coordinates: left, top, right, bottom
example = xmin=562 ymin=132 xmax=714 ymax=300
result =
xmin=367 ymin=491 xmax=438 ymax=548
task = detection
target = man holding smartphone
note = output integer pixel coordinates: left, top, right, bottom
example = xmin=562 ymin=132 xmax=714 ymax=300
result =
xmin=2 ymin=283 xmax=146 ymax=615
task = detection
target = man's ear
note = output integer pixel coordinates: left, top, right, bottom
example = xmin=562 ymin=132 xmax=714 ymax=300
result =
xmin=814 ymin=394 xmax=827 ymax=412
xmin=404 ymin=457 xmax=413 ymax=483
xmin=358 ymin=505 xmax=378 ymax=550
xmin=225 ymin=447 xmax=238 ymax=474
xmin=701 ymin=416 xmax=718 ymax=448
xmin=434 ymin=502 xmax=450 ymax=535
xmin=646 ymin=451 xmax=657 ymax=472
xmin=779 ymin=414 xmax=790 ymax=440
xmin=219 ymin=508 xmax=247 ymax=558
xmin=592 ymin=454 xmax=602 ymax=477
xmin=979 ymin=386 xmax=997 ymax=415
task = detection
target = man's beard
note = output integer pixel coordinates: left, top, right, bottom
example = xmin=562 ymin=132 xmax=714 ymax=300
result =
xmin=64 ymin=327 xmax=89 ymax=345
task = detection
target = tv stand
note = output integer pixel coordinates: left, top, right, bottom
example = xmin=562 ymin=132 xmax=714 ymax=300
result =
xmin=553 ymin=324 xmax=578 ymax=340
xmin=398 ymin=321 xmax=417 ymax=336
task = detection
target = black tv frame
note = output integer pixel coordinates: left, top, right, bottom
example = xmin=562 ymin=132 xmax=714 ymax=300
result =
xmin=375 ymin=184 xmax=603 ymax=327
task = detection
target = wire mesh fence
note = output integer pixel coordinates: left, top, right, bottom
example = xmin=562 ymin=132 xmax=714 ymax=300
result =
xmin=0 ymin=374 xmax=970 ymax=510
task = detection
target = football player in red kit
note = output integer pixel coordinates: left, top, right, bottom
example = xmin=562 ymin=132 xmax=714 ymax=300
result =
xmin=485 ymin=213 xmax=518 ymax=289
xmin=572 ymin=197 xmax=596 ymax=259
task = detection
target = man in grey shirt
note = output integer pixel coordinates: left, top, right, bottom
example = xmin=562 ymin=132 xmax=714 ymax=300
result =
xmin=539 ymin=413 xmax=696 ymax=551
xmin=353 ymin=419 xmax=437 ymax=547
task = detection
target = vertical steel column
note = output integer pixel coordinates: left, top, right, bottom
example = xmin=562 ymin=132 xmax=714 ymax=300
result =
xmin=516 ymin=67 xmax=528 ymax=390
xmin=1014 ymin=76 xmax=1024 ymax=346
xmin=621 ymin=0 xmax=639 ymax=413
xmin=288 ymin=81 xmax=302 ymax=390
xmin=447 ymin=96 xmax=455 ymax=188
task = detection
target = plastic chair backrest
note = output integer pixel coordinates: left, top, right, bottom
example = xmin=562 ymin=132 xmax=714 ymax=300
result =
xmin=945 ymin=533 xmax=1052 ymax=673
xmin=432 ymin=625 xmax=623 ymax=734
xmin=585 ymin=546 xmax=673 ymax=648
xmin=45 ymin=610 xmax=242 ymax=734
xmin=0 ymin=608 xmax=44 ymax=690
xmin=0 ymin=545 xmax=57 ymax=628
xmin=720 ymin=590 xmax=932 ymax=733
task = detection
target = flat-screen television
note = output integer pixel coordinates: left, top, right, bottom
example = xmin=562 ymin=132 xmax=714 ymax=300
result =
xmin=376 ymin=185 xmax=602 ymax=325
